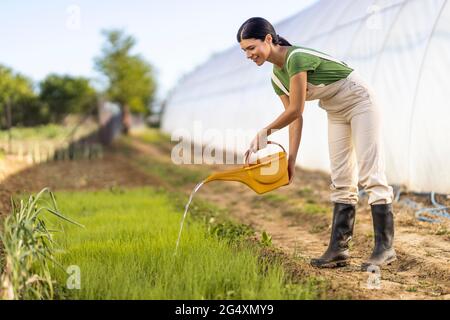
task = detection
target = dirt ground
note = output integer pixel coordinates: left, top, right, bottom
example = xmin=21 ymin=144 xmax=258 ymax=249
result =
xmin=0 ymin=149 xmax=158 ymax=215
xmin=1 ymin=134 xmax=449 ymax=300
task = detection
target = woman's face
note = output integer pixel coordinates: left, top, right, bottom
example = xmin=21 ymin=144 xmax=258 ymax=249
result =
xmin=240 ymin=36 xmax=271 ymax=66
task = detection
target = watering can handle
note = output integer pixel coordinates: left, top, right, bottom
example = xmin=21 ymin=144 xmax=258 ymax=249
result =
xmin=244 ymin=141 xmax=287 ymax=165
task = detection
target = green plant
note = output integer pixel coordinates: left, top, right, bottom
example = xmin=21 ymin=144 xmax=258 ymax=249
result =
xmin=48 ymin=187 xmax=328 ymax=299
xmin=260 ymin=231 xmax=272 ymax=247
xmin=209 ymin=221 xmax=255 ymax=243
xmin=302 ymin=203 xmax=328 ymax=215
xmin=0 ymin=188 xmax=83 ymax=300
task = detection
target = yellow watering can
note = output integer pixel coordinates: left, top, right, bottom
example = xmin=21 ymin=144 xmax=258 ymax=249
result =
xmin=203 ymin=141 xmax=289 ymax=194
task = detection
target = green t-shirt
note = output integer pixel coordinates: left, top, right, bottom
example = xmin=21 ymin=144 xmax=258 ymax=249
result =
xmin=271 ymin=45 xmax=354 ymax=96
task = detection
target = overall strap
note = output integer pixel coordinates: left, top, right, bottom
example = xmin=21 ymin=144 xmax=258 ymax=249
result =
xmin=271 ymin=47 xmax=348 ymax=96
xmin=271 ymin=71 xmax=289 ymax=96
xmin=286 ymin=48 xmax=348 ymax=69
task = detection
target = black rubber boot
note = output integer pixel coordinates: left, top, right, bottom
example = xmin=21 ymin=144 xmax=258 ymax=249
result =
xmin=310 ymin=202 xmax=356 ymax=268
xmin=361 ymin=203 xmax=397 ymax=271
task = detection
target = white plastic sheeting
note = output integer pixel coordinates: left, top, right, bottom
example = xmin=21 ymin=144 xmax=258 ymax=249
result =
xmin=161 ymin=0 xmax=450 ymax=193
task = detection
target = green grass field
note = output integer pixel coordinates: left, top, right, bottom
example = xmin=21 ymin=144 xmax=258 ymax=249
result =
xmin=0 ymin=124 xmax=71 ymax=140
xmin=49 ymin=187 xmax=327 ymax=299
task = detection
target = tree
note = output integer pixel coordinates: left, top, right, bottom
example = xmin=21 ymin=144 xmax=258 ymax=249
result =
xmin=39 ymin=74 xmax=97 ymax=123
xmin=0 ymin=65 xmax=47 ymax=150
xmin=1 ymin=66 xmax=34 ymax=149
xmin=95 ymin=29 xmax=157 ymax=134
xmin=0 ymin=65 xmax=37 ymax=125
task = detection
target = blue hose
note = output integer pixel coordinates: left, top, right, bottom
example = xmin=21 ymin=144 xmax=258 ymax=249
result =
xmin=359 ymin=186 xmax=450 ymax=223
xmin=397 ymin=190 xmax=450 ymax=223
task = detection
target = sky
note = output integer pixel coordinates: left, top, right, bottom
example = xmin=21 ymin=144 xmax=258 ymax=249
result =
xmin=0 ymin=0 xmax=318 ymax=102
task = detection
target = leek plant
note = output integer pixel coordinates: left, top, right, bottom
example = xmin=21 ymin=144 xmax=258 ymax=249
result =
xmin=0 ymin=188 xmax=83 ymax=300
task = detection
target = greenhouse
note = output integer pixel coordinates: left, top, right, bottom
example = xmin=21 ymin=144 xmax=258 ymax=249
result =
xmin=161 ymin=0 xmax=450 ymax=193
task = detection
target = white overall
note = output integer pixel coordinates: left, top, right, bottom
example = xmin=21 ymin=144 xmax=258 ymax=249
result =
xmin=272 ymin=49 xmax=394 ymax=205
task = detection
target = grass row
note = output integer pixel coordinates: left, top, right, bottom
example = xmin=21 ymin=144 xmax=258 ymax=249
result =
xmin=48 ymin=186 xmax=328 ymax=299
xmin=0 ymin=124 xmax=69 ymax=140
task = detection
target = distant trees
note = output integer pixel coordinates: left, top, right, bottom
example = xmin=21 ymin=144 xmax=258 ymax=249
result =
xmin=1 ymin=29 xmax=157 ymax=133
xmin=39 ymin=74 xmax=97 ymax=123
xmin=0 ymin=65 xmax=98 ymax=129
xmin=0 ymin=65 xmax=47 ymax=128
xmin=95 ymin=29 xmax=157 ymax=134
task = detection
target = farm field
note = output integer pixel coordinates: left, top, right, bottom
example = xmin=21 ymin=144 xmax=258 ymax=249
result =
xmin=1 ymin=127 xmax=449 ymax=299
xmin=48 ymin=187 xmax=326 ymax=299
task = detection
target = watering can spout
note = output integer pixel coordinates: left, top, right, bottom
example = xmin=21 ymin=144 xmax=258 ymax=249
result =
xmin=204 ymin=168 xmax=247 ymax=184
xmin=203 ymin=141 xmax=290 ymax=194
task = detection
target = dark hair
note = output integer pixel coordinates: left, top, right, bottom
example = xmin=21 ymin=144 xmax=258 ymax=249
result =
xmin=236 ymin=17 xmax=292 ymax=46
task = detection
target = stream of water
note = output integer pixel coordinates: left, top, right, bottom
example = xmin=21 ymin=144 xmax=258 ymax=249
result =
xmin=174 ymin=180 xmax=206 ymax=255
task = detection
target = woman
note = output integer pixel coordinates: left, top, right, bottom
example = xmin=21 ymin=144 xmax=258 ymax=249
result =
xmin=237 ymin=17 xmax=396 ymax=270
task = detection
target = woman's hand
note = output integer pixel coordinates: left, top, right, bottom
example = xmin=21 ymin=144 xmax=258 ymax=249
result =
xmin=244 ymin=129 xmax=268 ymax=163
xmin=288 ymin=157 xmax=296 ymax=184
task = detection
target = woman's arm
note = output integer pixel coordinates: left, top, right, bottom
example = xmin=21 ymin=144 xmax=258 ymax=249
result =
xmin=245 ymin=71 xmax=307 ymax=159
xmin=279 ymin=94 xmax=303 ymax=161
xmin=263 ymin=71 xmax=307 ymax=135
